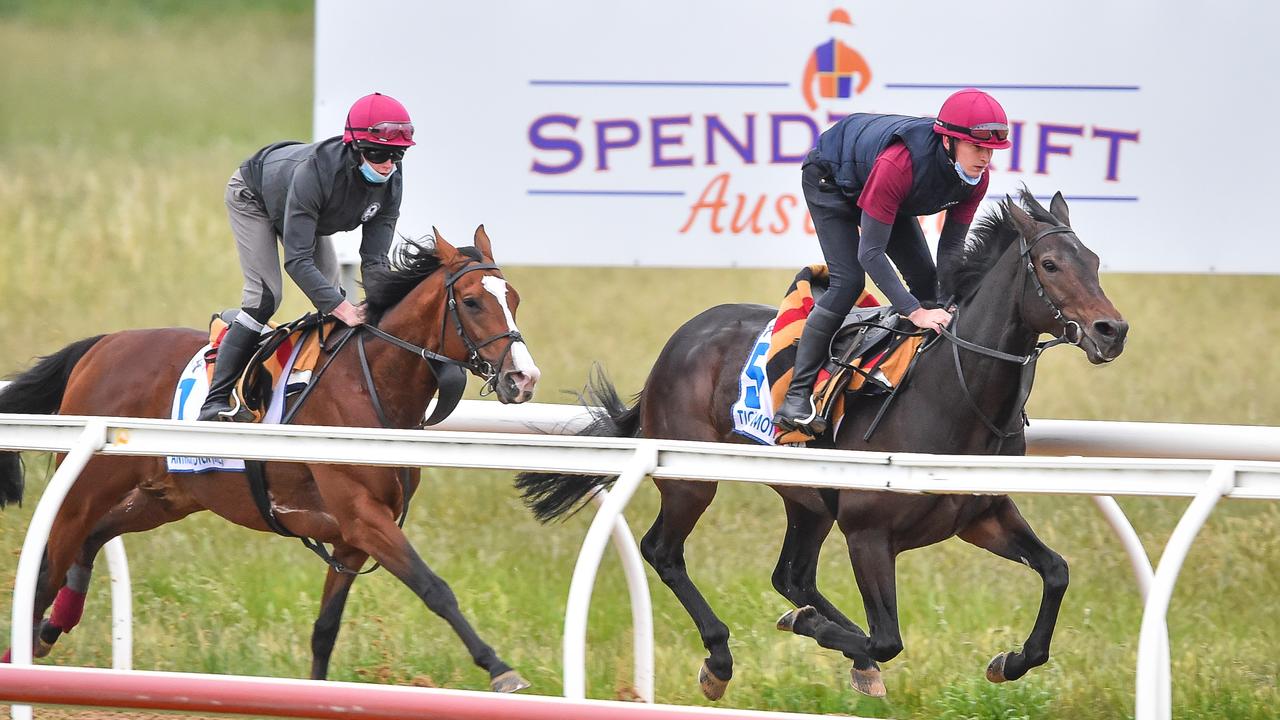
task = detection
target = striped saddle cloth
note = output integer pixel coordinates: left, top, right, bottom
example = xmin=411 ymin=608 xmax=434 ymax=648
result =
xmin=765 ymin=265 xmax=923 ymax=444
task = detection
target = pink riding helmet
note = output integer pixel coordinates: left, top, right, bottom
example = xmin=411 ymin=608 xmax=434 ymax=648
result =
xmin=343 ymin=92 xmax=416 ymax=147
xmin=932 ymin=88 xmax=1012 ymax=150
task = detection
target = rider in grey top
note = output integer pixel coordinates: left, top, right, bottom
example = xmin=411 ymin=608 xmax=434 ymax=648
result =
xmin=239 ymin=136 xmax=402 ymax=314
xmin=198 ymin=92 xmax=416 ymax=422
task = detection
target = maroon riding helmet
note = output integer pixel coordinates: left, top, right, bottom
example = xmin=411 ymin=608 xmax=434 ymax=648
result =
xmin=933 ymin=88 xmax=1012 ymax=150
xmin=343 ymin=92 xmax=416 ymax=148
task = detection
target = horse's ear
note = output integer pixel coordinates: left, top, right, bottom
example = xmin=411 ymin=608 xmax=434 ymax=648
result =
xmin=432 ymin=226 xmax=459 ymax=262
xmin=473 ymin=224 xmax=494 ymax=262
xmin=1006 ymin=197 xmax=1041 ymax=239
xmin=1048 ymin=191 xmax=1072 ymax=227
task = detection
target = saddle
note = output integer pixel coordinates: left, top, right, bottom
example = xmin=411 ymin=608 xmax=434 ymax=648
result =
xmin=205 ymin=312 xmax=335 ymax=423
xmin=765 ymin=265 xmax=924 ymax=444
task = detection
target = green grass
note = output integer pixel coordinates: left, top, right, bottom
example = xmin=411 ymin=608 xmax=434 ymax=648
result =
xmin=1 ymin=4 xmax=1279 ymax=719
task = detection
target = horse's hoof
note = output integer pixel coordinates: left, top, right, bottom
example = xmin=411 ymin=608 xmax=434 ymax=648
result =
xmin=986 ymin=652 xmax=1009 ymax=683
xmin=776 ymin=605 xmax=817 ymax=633
xmin=698 ymin=662 xmax=729 ymax=701
xmin=849 ymin=665 xmax=887 ymax=698
xmin=490 ymin=670 xmax=530 ymax=693
xmin=32 ymin=636 xmax=53 ymax=659
xmin=31 ymin=620 xmax=57 ymax=659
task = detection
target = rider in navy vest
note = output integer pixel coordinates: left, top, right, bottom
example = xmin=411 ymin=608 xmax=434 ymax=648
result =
xmin=198 ymin=92 xmax=416 ymax=422
xmin=773 ymin=88 xmax=1013 ymax=434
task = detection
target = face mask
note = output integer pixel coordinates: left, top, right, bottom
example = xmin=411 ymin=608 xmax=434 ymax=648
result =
xmin=360 ymin=161 xmax=396 ymax=184
xmin=954 ymin=160 xmax=982 ymax=186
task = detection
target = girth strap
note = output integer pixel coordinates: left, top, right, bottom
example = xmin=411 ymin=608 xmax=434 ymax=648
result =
xmin=245 ymin=324 xmax=426 ymax=576
xmin=244 ymin=460 xmax=415 ymax=576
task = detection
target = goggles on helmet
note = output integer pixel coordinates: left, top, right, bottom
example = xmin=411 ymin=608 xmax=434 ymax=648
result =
xmin=935 ymin=119 xmax=1010 ymax=143
xmin=346 ymin=120 xmax=415 ymax=144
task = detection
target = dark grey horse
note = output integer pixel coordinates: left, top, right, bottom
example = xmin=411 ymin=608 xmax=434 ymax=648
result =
xmin=517 ymin=190 xmax=1128 ymax=699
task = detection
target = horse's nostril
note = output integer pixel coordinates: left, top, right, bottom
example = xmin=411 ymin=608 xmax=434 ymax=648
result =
xmin=1092 ymin=319 xmax=1129 ymax=345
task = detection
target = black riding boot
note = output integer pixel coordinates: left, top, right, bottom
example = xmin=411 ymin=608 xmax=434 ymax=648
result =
xmin=773 ymin=305 xmax=844 ymax=435
xmin=196 ymin=320 xmax=260 ymax=422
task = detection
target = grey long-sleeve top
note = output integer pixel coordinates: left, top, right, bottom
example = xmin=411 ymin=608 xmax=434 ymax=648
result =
xmin=239 ymin=136 xmax=401 ymax=312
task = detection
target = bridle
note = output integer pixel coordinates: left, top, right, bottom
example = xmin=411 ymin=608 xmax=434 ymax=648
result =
xmin=1021 ymin=225 xmax=1084 ymax=347
xmin=361 ymin=259 xmax=524 ymax=390
xmin=284 ymin=256 xmax=525 ymax=430
xmin=440 ymin=261 xmax=526 ymax=394
xmin=934 ymin=223 xmax=1082 ymax=450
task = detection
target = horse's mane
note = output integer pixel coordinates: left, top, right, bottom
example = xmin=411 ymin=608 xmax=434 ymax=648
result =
xmin=940 ymin=188 xmax=1061 ymax=302
xmin=362 ymin=237 xmax=484 ymax=324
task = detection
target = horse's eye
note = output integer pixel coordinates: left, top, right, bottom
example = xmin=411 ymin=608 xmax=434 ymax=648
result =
xmin=1041 ymin=259 xmax=1059 ymax=273
xmin=462 ymin=297 xmax=481 ymax=309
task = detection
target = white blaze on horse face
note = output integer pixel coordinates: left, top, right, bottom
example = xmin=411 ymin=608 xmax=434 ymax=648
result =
xmin=480 ymin=275 xmax=541 ymax=391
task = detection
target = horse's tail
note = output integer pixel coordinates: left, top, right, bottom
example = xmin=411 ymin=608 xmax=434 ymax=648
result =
xmin=0 ymin=334 xmax=106 ymax=508
xmin=514 ymin=365 xmax=642 ymax=523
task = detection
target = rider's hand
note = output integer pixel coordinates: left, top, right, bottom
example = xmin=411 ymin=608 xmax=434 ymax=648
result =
xmin=907 ymin=306 xmax=952 ymax=333
xmin=330 ymin=300 xmax=366 ymax=327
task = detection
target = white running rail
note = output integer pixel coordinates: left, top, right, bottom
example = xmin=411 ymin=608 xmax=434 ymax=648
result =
xmin=1 ymin=412 xmax=1277 ymax=720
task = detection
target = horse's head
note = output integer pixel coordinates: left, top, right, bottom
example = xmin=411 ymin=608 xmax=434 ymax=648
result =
xmin=431 ymin=226 xmax=540 ymax=403
xmin=1004 ymin=190 xmax=1129 ymax=364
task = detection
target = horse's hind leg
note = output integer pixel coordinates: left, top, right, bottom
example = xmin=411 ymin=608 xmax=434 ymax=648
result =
xmin=7 ymin=477 xmax=192 ymax=662
xmin=34 ymin=486 xmax=194 ymax=657
xmin=640 ymin=478 xmax=735 ymax=700
xmin=309 ymin=544 xmax=369 ymax=680
xmin=6 ymin=458 xmax=140 ymax=657
xmin=958 ymin=496 xmax=1068 ymax=683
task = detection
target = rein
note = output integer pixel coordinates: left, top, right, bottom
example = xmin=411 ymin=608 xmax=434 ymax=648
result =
xmin=360 ymin=261 xmax=525 ymax=400
xmin=863 ymin=224 xmax=1081 ymax=449
xmin=936 ymin=224 xmax=1080 ymax=451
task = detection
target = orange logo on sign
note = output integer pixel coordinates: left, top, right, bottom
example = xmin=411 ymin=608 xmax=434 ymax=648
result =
xmin=802 ymin=8 xmax=872 ymax=111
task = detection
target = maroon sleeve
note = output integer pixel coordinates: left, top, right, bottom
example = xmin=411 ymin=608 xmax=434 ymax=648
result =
xmin=945 ymin=168 xmax=991 ymax=224
xmin=856 ymin=143 xmax=912 ymax=225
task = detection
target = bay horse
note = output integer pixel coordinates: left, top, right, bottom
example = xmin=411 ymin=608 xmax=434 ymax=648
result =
xmin=516 ymin=191 xmax=1128 ymax=699
xmin=0 ymin=226 xmax=539 ymax=692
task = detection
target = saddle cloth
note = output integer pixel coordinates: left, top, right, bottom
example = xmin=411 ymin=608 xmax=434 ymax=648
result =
xmin=166 ymin=314 xmax=332 ymax=472
xmin=731 ymin=265 xmax=923 ymax=446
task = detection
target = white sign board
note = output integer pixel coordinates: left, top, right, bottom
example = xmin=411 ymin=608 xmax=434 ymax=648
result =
xmin=316 ymin=0 xmax=1280 ymax=273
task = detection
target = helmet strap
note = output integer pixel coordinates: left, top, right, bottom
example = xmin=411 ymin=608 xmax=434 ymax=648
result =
xmin=943 ymin=136 xmax=957 ymax=162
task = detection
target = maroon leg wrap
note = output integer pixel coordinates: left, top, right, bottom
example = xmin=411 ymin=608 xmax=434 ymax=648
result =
xmin=48 ymin=587 xmax=87 ymax=632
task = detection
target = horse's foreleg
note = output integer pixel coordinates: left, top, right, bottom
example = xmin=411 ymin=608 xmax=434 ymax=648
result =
xmin=309 ymin=544 xmax=368 ymax=680
xmin=958 ymin=496 xmax=1068 ymax=683
xmin=325 ymin=483 xmax=528 ymax=693
xmin=845 ymin=531 xmax=903 ymax=665
xmin=773 ymin=520 xmax=896 ymax=696
xmin=641 ymin=479 xmax=734 ymax=700
xmin=771 ymin=496 xmax=873 ymax=639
